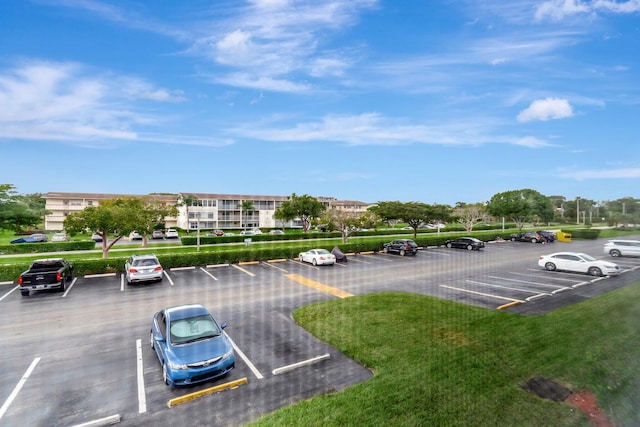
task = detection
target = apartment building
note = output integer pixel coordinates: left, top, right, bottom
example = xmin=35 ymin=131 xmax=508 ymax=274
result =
xmin=43 ymin=192 xmax=372 ymax=231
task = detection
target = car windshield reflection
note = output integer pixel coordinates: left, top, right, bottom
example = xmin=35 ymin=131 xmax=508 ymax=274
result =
xmin=170 ymin=315 xmax=220 ymax=345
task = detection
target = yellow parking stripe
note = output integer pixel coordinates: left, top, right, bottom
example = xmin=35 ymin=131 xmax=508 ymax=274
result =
xmin=167 ymin=377 xmax=248 ymax=407
xmin=285 ymin=274 xmax=353 ymax=298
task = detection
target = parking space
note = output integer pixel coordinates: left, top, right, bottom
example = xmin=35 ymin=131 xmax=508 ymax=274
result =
xmin=432 ymin=241 xmax=640 ymax=310
xmin=2 ymin=239 xmax=640 ymax=425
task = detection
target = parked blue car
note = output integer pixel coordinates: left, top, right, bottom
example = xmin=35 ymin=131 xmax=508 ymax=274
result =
xmin=11 ymin=233 xmax=48 ymax=244
xmin=150 ymin=304 xmax=235 ymax=387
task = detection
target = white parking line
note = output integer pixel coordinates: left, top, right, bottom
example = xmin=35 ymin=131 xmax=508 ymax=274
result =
xmin=440 ymin=285 xmax=525 ymax=303
xmin=136 ymin=339 xmax=147 ymax=414
xmin=345 ymin=257 xmax=370 ymax=264
xmin=231 ymin=264 xmax=256 ymax=277
xmin=261 ymin=262 xmax=289 ymax=273
xmin=466 ymin=279 xmax=552 ymax=297
xmin=0 ymin=357 xmax=40 ymax=421
xmin=199 ymin=267 xmax=218 ymax=280
xmin=487 ymin=276 xmax=571 ymax=293
xmin=225 ymin=332 xmax=263 ymax=379
xmin=61 ymin=277 xmax=78 ymax=298
xmin=0 ymin=285 xmax=19 ymax=302
xmin=163 ymin=270 xmax=175 ymax=286
xmin=512 ymin=271 xmax=580 ymax=283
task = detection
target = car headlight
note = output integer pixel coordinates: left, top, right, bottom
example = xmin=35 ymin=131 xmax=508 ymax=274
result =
xmin=167 ymin=360 xmax=187 ymax=370
xmin=222 ymin=348 xmax=234 ymax=360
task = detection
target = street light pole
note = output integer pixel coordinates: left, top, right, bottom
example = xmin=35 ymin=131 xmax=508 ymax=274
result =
xmin=576 ymin=197 xmax=580 ymax=224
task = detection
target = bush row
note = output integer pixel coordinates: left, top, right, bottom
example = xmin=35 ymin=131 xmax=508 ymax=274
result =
xmin=0 ymin=241 xmax=96 ymax=255
xmin=0 ymin=228 xmax=600 ymax=282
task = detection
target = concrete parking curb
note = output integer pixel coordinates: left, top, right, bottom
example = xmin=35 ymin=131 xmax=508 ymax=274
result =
xmin=167 ymin=377 xmax=248 ymax=407
xmin=272 ymin=354 xmax=331 ymax=376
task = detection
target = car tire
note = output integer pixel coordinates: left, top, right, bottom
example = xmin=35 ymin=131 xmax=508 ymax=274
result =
xmin=466 ymin=245 xmax=473 ymax=250
xmin=531 ymin=238 xmax=538 ymax=243
xmin=383 ymin=247 xmax=388 ymax=253
xmin=312 ymin=258 xmax=317 ymax=266
xmin=589 ymin=267 xmax=603 ymax=277
xmin=609 ymin=249 xmax=621 ymax=257
xmin=446 ymin=243 xmax=452 ymax=248
xmin=511 ymin=237 xmax=516 ymax=241
xmin=299 ymin=256 xmax=304 ymax=262
xmin=162 ymin=361 xmax=169 ymax=385
xmin=544 ymin=262 xmax=557 ymax=271
xmin=21 ymin=290 xmax=29 ymax=297
xmin=400 ymin=249 xmax=406 ymax=256
xmin=150 ymin=331 xmax=155 ymax=350
xmin=59 ymin=281 xmax=66 ymax=292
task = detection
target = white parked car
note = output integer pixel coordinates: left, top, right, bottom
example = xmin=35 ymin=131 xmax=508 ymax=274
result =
xmin=298 ymin=249 xmax=336 ymax=266
xmin=538 ymin=252 xmax=621 ymax=277
xmin=125 ymin=254 xmax=164 ymax=285
xmin=165 ymin=229 xmax=179 ymax=239
xmin=603 ymin=240 xmax=640 ymax=257
xmin=51 ymin=232 xmax=70 ymax=242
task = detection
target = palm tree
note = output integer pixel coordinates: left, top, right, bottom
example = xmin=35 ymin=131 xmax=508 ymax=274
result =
xmin=178 ymin=194 xmax=198 ymax=233
xmin=240 ymin=200 xmax=255 ymax=230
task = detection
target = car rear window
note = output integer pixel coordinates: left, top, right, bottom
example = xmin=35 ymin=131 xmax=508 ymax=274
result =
xmin=31 ymin=261 xmax=64 ymax=270
xmin=133 ymin=258 xmax=159 ymax=267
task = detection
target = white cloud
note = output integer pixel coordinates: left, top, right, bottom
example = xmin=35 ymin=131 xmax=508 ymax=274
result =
xmin=190 ymin=1 xmax=378 ymax=91
xmin=535 ymin=0 xmax=640 ymax=21
xmin=229 ymin=112 xmax=550 ymax=148
xmin=513 ymin=136 xmax=555 ymax=147
xmin=517 ymin=97 xmax=574 ymax=122
xmin=0 ymin=60 xmax=219 ymax=147
xmin=560 ymin=167 xmax=640 ymax=180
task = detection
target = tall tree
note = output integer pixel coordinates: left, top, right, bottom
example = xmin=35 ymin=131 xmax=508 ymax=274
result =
xmin=454 ymin=203 xmax=488 ymax=232
xmin=177 ymin=194 xmax=199 ymax=233
xmin=0 ymin=184 xmax=42 ymax=231
xmin=369 ymin=201 xmax=433 ymax=238
xmin=64 ymin=197 xmax=176 ymax=257
xmin=240 ymin=200 xmax=255 ymax=229
xmin=273 ymin=193 xmax=326 ymax=233
xmin=320 ymin=208 xmax=362 ymax=243
xmin=486 ymin=189 xmax=554 ymax=230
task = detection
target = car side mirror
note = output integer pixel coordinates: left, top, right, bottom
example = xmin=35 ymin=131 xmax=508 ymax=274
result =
xmin=220 ymin=322 xmax=228 ymax=330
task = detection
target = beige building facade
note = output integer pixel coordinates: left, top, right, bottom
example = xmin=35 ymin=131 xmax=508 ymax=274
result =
xmin=43 ymin=192 xmax=372 ymax=231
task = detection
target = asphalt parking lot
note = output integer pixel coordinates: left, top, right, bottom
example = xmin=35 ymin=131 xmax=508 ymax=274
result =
xmin=1 ymin=236 xmax=639 ymax=426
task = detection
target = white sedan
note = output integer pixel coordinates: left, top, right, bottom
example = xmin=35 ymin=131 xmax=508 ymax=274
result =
xmin=298 ymin=249 xmax=336 ymax=266
xmin=538 ymin=252 xmax=621 ymax=277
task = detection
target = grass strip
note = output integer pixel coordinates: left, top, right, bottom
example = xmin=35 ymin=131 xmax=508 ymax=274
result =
xmin=249 ymin=287 xmax=640 ymax=426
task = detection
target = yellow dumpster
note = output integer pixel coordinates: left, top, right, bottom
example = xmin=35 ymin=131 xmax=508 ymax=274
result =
xmin=556 ymin=231 xmax=572 ymax=242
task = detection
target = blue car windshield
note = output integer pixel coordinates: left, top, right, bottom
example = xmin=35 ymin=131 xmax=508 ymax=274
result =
xmin=170 ymin=315 xmax=220 ymax=345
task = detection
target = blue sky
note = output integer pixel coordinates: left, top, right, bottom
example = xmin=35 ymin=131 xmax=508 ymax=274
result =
xmin=1 ymin=0 xmax=639 ymax=205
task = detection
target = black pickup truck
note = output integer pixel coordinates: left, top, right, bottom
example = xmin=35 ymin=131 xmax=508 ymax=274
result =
xmin=18 ymin=258 xmax=74 ymax=297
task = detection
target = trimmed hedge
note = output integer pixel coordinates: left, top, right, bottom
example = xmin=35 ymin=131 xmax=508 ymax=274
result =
xmin=0 ymin=229 xmax=565 ymax=282
xmin=0 ymin=241 xmax=96 ymax=255
xmin=562 ymin=228 xmax=601 ymax=240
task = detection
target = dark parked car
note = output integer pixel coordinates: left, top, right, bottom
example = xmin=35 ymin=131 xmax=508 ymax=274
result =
xmin=510 ymin=232 xmax=545 ymax=243
xmin=18 ymin=258 xmax=73 ymax=296
xmin=445 ymin=237 xmax=485 ymax=250
xmin=536 ymin=230 xmax=556 ymax=243
xmin=11 ymin=233 xmax=48 ymax=244
xmin=382 ymin=239 xmax=419 ymax=256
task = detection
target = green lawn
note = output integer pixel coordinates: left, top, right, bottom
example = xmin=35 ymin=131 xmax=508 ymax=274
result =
xmin=250 ymin=287 xmax=640 ymax=426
